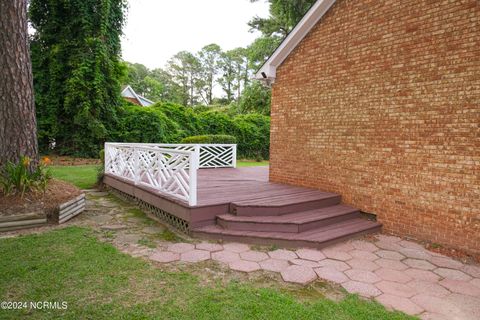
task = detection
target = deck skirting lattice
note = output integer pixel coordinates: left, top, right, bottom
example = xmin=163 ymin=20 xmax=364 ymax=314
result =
xmin=108 ymin=187 xmax=189 ymax=233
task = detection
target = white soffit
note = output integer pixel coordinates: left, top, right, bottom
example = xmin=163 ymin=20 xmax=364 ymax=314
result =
xmin=254 ymin=0 xmax=337 ymax=83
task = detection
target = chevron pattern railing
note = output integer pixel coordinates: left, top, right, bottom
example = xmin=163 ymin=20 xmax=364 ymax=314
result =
xmin=197 ymin=145 xmax=236 ymax=168
xmin=105 ymin=143 xmax=198 ymax=206
xmin=104 ymin=143 xmax=237 ymax=206
xmin=105 ymin=143 xmax=237 ymax=169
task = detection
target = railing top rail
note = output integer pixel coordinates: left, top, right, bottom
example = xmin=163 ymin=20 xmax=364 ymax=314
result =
xmin=106 ymin=142 xmax=237 ymax=147
xmin=105 ymin=144 xmax=194 ymax=156
xmin=105 ymin=141 xmax=237 ymax=206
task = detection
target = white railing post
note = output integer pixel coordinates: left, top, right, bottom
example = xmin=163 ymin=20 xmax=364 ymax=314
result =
xmin=194 ymin=144 xmax=201 ymax=170
xmin=188 ymin=150 xmax=198 ymax=206
xmin=232 ymin=145 xmax=237 ymax=168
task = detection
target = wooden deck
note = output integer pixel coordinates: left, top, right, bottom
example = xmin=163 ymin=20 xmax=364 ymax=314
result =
xmin=197 ymin=166 xmax=339 ymax=207
xmin=104 ymin=166 xmax=381 ymax=248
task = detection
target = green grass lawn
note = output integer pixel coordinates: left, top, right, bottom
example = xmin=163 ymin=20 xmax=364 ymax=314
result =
xmin=237 ymin=160 xmax=269 ymax=167
xmin=50 ymin=161 xmax=268 ymax=189
xmin=0 ymin=227 xmax=413 ymax=320
xmin=49 ymin=165 xmax=99 ymax=189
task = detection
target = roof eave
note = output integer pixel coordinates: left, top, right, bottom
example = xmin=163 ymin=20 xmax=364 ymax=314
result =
xmin=254 ymin=0 xmax=336 ymax=83
xmin=139 ymin=96 xmax=154 ymax=106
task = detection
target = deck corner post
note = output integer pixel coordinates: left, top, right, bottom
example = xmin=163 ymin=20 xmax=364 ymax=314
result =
xmin=194 ymin=145 xmax=201 ymax=169
xmin=232 ymin=144 xmax=237 ymax=168
xmin=189 ymin=150 xmax=198 ymax=206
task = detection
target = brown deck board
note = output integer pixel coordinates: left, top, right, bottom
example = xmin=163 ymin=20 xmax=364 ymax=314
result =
xmin=105 ymin=166 xmax=330 ymax=209
xmin=194 ymin=218 xmax=380 ymax=243
xmin=195 ymin=167 xmax=326 ymax=207
xmin=104 ymin=166 xmax=382 ymax=248
xmin=231 ymin=191 xmax=338 ymax=207
xmin=218 ymin=205 xmax=358 ymax=224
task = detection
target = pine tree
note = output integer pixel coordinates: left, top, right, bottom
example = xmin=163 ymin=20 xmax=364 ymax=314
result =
xmin=0 ymin=0 xmax=39 ymax=169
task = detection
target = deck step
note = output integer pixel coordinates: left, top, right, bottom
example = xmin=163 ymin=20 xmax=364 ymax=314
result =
xmin=230 ymin=191 xmax=341 ymax=216
xmin=217 ymin=205 xmax=360 ymax=233
xmin=193 ymin=218 xmax=382 ymax=249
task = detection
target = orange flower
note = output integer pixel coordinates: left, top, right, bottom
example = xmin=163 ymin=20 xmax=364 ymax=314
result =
xmin=41 ymin=156 xmax=52 ymax=166
xmin=22 ymin=156 xmax=31 ymax=167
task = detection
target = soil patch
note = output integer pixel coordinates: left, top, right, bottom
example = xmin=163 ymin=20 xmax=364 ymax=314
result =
xmin=44 ymin=155 xmax=101 ymax=166
xmin=0 ymin=179 xmax=82 ymax=217
xmin=425 ymin=242 xmax=480 ymax=265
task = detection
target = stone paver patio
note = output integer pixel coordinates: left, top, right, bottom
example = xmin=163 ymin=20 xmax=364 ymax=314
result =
xmin=18 ymin=191 xmax=480 ymax=320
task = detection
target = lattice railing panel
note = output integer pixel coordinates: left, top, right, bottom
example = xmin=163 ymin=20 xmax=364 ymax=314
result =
xmin=198 ymin=145 xmax=235 ymax=168
xmin=105 ymin=143 xmax=198 ymax=205
xmin=106 ymin=143 xmax=236 ymax=169
xmin=105 ymin=142 xmax=237 ymax=206
xmin=105 ymin=145 xmax=136 ymax=180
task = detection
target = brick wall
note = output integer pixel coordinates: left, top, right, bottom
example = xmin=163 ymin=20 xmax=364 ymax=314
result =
xmin=270 ymin=0 xmax=480 ymax=253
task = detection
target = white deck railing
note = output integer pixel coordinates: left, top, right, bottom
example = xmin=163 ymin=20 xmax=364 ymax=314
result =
xmin=104 ymin=143 xmax=237 ymax=206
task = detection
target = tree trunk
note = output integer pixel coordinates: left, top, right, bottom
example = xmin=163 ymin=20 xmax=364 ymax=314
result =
xmin=208 ymin=75 xmax=213 ymax=105
xmin=243 ymin=59 xmax=249 ymax=89
xmin=0 ymin=0 xmax=38 ymax=169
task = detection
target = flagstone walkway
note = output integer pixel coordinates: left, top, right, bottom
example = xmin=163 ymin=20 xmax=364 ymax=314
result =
xmin=65 ymin=191 xmax=480 ymax=319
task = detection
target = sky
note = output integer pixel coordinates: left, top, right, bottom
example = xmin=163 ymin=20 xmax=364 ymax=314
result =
xmin=121 ymin=0 xmax=270 ymax=70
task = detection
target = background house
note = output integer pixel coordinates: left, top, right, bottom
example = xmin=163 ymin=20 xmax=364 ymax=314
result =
xmin=256 ymin=0 xmax=479 ymax=253
xmin=121 ymin=85 xmax=154 ymax=107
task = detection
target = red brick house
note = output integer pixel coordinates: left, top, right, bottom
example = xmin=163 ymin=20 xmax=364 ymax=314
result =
xmin=255 ymin=0 xmax=479 ymax=253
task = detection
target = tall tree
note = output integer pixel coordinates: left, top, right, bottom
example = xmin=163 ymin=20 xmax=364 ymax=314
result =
xmin=246 ymin=0 xmax=316 ymax=71
xmin=217 ymin=49 xmax=247 ymax=102
xmin=123 ymin=62 xmax=183 ymax=103
xmin=197 ymin=44 xmax=222 ymax=105
xmin=0 ymin=0 xmax=38 ymax=169
xmin=238 ymin=81 xmax=271 ymax=115
xmin=30 ymin=0 xmax=127 ymax=157
xmin=217 ymin=51 xmax=237 ymax=102
xmin=125 ymin=62 xmax=150 ymax=95
xmin=247 ymin=36 xmax=281 ymax=71
xmin=167 ymin=51 xmax=201 ymax=106
xmin=249 ymin=0 xmax=316 ymax=37
xmin=149 ymin=68 xmax=183 ymax=104
xmin=232 ymin=47 xmax=249 ymax=99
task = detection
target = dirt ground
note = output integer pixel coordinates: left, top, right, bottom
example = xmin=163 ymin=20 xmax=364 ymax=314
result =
xmin=44 ymin=155 xmax=101 ymax=166
xmin=0 ymin=179 xmax=82 ymax=217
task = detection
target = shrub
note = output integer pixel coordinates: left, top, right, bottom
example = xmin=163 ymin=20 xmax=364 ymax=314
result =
xmin=182 ymin=111 xmax=270 ymax=159
xmin=113 ymin=104 xmax=180 ymax=143
xmin=0 ymin=156 xmax=52 ymax=197
xmin=238 ymin=81 xmax=271 ymax=115
xmin=196 ymin=110 xmax=235 ymax=134
xmin=231 ymin=114 xmax=270 ymax=159
xmin=98 ymin=149 xmax=105 ymax=162
xmin=181 ymin=134 xmax=237 ymax=144
xmin=153 ymin=102 xmax=200 ymax=138
xmin=97 ymin=149 xmax=105 ymax=186
xmin=110 ymin=102 xmax=270 ymax=160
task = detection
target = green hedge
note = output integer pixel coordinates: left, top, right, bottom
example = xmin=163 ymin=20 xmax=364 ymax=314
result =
xmin=193 ymin=110 xmax=270 ymax=159
xmin=196 ymin=110 xmax=234 ymax=135
xmin=112 ymin=104 xmax=179 ymax=143
xmin=181 ymin=135 xmax=237 ymax=144
xmin=154 ymin=103 xmax=200 ymax=139
xmin=112 ymin=102 xmax=270 ymax=159
xmin=231 ymin=114 xmax=270 ymax=160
